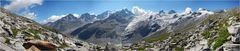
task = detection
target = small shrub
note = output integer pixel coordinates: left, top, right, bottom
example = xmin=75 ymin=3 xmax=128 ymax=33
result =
xmin=58 ymin=43 xmax=68 ymax=48
xmin=4 ymin=37 xmax=10 ymax=44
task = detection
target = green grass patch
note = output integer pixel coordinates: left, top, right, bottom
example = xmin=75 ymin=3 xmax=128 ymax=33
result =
xmin=41 ymin=25 xmax=60 ymax=33
xmin=136 ymin=47 xmax=145 ymax=51
xmin=11 ymin=27 xmax=18 ymax=37
xmin=144 ymin=33 xmax=170 ymax=43
xmin=213 ymin=27 xmax=230 ymax=49
xmin=201 ymin=30 xmax=211 ymax=39
xmin=28 ymin=29 xmax=40 ymax=34
xmin=29 ymin=29 xmax=40 ymax=39
xmin=213 ymin=18 xmax=230 ymax=49
xmin=175 ymin=47 xmax=184 ymax=51
xmin=58 ymin=43 xmax=68 ymax=48
xmin=25 ymin=29 xmax=41 ymax=39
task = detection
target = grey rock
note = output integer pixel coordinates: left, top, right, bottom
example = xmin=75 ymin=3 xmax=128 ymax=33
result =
xmin=0 ymin=37 xmax=6 ymax=43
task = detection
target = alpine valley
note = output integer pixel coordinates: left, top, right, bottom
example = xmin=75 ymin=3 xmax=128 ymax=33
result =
xmin=0 ymin=5 xmax=239 ymax=51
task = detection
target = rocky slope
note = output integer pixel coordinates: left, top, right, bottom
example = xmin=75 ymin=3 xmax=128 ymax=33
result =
xmin=0 ymin=8 xmax=95 ymax=51
xmin=127 ymin=8 xmax=240 ymax=51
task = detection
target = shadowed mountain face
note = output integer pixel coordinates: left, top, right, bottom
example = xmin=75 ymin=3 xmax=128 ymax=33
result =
xmin=45 ymin=14 xmax=85 ymax=34
xmin=80 ymin=13 xmax=96 ymax=23
xmin=71 ymin=9 xmax=134 ymax=45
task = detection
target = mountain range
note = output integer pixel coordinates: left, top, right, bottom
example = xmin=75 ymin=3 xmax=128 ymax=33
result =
xmin=45 ymin=7 xmax=215 ymax=45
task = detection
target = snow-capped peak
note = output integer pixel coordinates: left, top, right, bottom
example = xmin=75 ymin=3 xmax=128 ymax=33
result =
xmin=132 ymin=6 xmax=147 ymax=16
xmin=184 ymin=7 xmax=192 ymax=14
xmin=198 ymin=8 xmax=206 ymax=11
xmin=197 ymin=8 xmax=214 ymax=15
xmin=72 ymin=14 xmax=80 ymax=18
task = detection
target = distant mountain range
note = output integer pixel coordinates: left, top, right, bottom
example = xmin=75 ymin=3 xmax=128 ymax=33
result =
xmin=45 ymin=7 xmax=215 ymax=45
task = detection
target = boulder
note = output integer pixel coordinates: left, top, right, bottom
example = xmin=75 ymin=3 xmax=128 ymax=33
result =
xmin=57 ymin=34 xmax=63 ymax=41
xmin=0 ymin=37 xmax=6 ymax=43
xmin=0 ymin=42 xmax=15 ymax=51
xmin=26 ymin=45 xmax=41 ymax=51
xmin=228 ymin=23 xmax=240 ymax=43
xmin=227 ymin=26 xmax=239 ymax=34
xmin=14 ymin=42 xmax=25 ymax=51
xmin=23 ymin=40 xmax=57 ymax=51
xmin=64 ymin=40 xmax=76 ymax=47
xmin=223 ymin=44 xmax=240 ymax=51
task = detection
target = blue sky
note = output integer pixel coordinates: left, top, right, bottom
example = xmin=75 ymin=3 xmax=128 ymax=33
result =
xmin=0 ymin=0 xmax=239 ymax=23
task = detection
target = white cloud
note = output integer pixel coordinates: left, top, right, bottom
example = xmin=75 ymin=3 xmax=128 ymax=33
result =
xmin=4 ymin=0 xmax=43 ymax=20
xmin=23 ymin=12 xmax=36 ymax=19
xmin=4 ymin=0 xmax=43 ymax=11
xmin=132 ymin=6 xmax=147 ymax=16
xmin=42 ymin=13 xmax=81 ymax=24
xmin=42 ymin=15 xmax=66 ymax=24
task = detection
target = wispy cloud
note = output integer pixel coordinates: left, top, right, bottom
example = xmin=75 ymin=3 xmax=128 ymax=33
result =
xmin=42 ymin=15 xmax=66 ymax=24
xmin=4 ymin=0 xmax=43 ymax=19
xmin=42 ymin=13 xmax=80 ymax=24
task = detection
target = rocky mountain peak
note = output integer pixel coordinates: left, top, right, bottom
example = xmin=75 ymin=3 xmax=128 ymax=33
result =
xmin=168 ymin=10 xmax=176 ymax=14
xmin=118 ymin=8 xmax=134 ymax=15
xmin=159 ymin=10 xmax=165 ymax=15
xmin=96 ymin=10 xmax=113 ymax=20
xmin=80 ymin=13 xmax=96 ymax=22
xmin=60 ymin=14 xmax=78 ymax=21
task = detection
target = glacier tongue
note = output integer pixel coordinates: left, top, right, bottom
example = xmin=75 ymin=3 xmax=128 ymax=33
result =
xmin=124 ymin=12 xmax=153 ymax=35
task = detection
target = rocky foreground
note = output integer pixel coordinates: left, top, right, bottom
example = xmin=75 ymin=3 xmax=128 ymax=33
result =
xmin=0 ymin=8 xmax=101 ymax=51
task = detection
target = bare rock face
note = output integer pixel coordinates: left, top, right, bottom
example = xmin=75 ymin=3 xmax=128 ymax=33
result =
xmin=228 ymin=23 xmax=240 ymax=44
xmin=222 ymin=44 xmax=240 ymax=51
xmin=0 ymin=37 xmax=6 ymax=43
